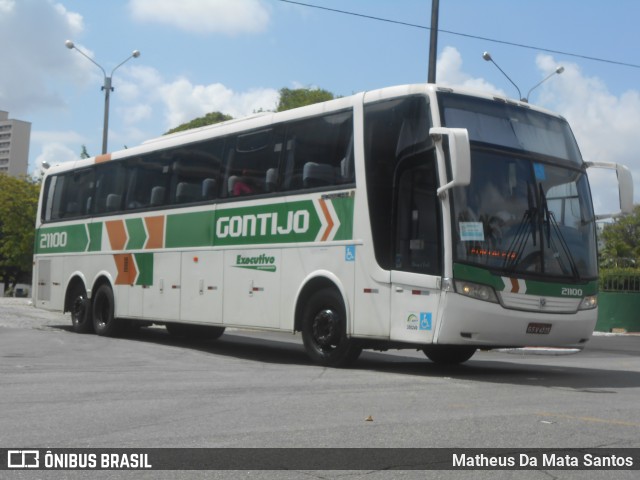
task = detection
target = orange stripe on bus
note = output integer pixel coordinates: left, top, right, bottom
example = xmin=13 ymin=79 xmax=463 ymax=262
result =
xmin=510 ymin=278 xmax=520 ymax=293
xmin=113 ymin=254 xmax=137 ymax=285
xmin=105 ymin=220 xmax=127 ymax=251
xmin=318 ymin=199 xmax=334 ymax=242
xmin=95 ymin=153 xmax=112 ymax=163
xmin=144 ymin=216 xmax=165 ymax=249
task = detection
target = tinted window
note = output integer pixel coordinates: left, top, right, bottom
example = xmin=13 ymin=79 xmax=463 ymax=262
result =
xmin=282 ymin=110 xmax=354 ymax=191
xmin=170 ymin=138 xmax=225 ymax=204
xmin=364 ymin=96 xmax=435 ymax=270
xmin=94 ymin=162 xmax=127 ymax=214
xmin=125 ymin=154 xmax=171 ymax=210
xmin=224 ymin=128 xmax=283 ymax=197
xmin=42 ymin=168 xmax=94 ymax=221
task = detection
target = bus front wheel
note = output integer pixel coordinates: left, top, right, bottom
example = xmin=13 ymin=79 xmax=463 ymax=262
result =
xmin=301 ymin=288 xmax=362 ymax=367
xmin=423 ymin=345 xmax=476 ymax=365
xmin=92 ymin=284 xmax=122 ymax=337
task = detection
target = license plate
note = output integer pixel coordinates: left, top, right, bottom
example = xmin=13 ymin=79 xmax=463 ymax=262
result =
xmin=526 ymin=322 xmax=552 ymax=334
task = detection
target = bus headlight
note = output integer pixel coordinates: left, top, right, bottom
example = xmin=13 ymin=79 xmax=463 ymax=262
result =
xmin=454 ymin=280 xmax=498 ymax=303
xmin=579 ymin=295 xmax=598 ymax=310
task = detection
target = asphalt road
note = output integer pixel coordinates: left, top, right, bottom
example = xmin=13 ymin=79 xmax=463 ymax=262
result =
xmin=1 ymin=298 xmax=640 ymax=480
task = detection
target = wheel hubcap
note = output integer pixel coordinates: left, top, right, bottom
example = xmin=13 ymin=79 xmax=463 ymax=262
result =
xmin=72 ymin=296 xmax=86 ymax=323
xmin=312 ymin=308 xmax=340 ymax=349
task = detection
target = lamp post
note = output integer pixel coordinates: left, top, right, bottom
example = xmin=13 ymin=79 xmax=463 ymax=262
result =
xmin=482 ymin=51 xmax=522 ymax=101
xmin=65 ymin=40 xmax=140 ymax=154
xmin=525 ymin=66 xmax=565 ymax=102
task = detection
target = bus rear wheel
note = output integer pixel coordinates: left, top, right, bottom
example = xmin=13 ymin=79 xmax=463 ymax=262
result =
xmin=69 ymin=284 xmax=93 ymax=334
xmin=423 ymin=345 xmax=476 ymax=365
xmin=301 ymin=288 xmax=361 ymax=367
xmin=92 ymin=284 xmax=122 ymax=337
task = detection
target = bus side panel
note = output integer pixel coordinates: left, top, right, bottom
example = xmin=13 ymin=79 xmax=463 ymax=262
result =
xmin=353 ymin=260 xmax=391 ymax=339
xmin=223 ymin=248 xmax=281 ymax=329
xmin=180 ymin=251 xmax=224 ymax=325
xmin=34 ymin=257 xmax=64 ymax=311
xmin=280 ymin=244 xmax=355 ymax=333
xmin=143 ymin=252 xmax=181 ymax=321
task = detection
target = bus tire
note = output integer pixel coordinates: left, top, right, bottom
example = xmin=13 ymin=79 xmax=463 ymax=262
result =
xmin=301 ymin=287 xmax=362 ymax=367
xmin=69 ymin=284 xmax=93 ymax=334
xmin=423 ymin=345 xmax=476 ymax=365
xmin=166 ymin=323 xmax=225 ymax=340
xmin=92 ymin=284 xmax=122 ymax=337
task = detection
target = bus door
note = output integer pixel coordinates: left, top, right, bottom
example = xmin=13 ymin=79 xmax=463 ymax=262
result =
xmin=389 ymin=157 xmax=442 ymax=343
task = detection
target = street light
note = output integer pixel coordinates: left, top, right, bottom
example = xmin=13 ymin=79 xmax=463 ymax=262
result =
xmin=65 ymin=40 xmax=140 ymax=154
xmin=524 ymin=66 xmax=565 ymax=102
xmin=482 ymin=51 xmax=522 ymax=101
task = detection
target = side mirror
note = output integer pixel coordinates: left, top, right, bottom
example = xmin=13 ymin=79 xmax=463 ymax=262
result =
xmin=430 ymin=127 xmax=471 ymax=197
xmin=586 ymin=161 xmax=634 ymax=219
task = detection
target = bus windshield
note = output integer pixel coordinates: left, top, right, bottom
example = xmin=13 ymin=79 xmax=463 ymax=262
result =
xmin=438 ymin=92 xmax=598 ymax=280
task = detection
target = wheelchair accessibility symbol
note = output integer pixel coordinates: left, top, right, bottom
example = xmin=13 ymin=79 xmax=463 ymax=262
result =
xmin=345 ymin=245 xmax=356 ymax=262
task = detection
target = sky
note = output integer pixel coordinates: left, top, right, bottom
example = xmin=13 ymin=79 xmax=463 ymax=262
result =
xmin=1 ymin=0 xmax=639 ymax=215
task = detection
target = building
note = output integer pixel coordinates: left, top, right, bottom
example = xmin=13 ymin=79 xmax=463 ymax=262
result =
xmin=0 ymin=110 xmax=31 ymax=176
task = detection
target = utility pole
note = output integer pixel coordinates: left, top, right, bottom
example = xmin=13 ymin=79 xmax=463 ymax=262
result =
xmin=427 ymin=0 xmax=439 ymax=83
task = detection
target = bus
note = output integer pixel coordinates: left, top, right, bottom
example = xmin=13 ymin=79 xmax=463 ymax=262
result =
xmin=33 ymin=84 xmax=633 ymax=367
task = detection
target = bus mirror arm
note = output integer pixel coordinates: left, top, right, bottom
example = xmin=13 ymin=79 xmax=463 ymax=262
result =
xmin=585 ymin=161 xmax=634 ymax=218
xmin=430 ymin=127 xmax=471 ymax=198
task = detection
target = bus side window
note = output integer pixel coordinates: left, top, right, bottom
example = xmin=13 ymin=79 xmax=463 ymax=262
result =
xmin=94 ymin=162 xmax=127 ymax=215
xmin=170 ymin=138 xmax=224 ymax=204
xmin=125 ymin=154 xmax=171 ymax=210
xmin=282 ymin=110 xmax=353 ymax=192
xmin=63 ymin=169 xmax=94 ymax=219
xmin=224 ymin=128 xmax=282 ymax=198
xmin=43 ymin=175 xmax=66 ymax=222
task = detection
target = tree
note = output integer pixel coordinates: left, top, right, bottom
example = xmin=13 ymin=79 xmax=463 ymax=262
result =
xmin=0 ymin=174 xmax=40 ymax=289
xmin=600 ymin=205 xmax=640 ymax=268
xmin=165 ymin=111 xmax=233 ymax=135
xmin=276 ymin=87 xmax=334 ymax=112
xmin=162 ymin=87 xmax=336 ymax=135
xmin=80 ymin=145 xmax=90 ymax=159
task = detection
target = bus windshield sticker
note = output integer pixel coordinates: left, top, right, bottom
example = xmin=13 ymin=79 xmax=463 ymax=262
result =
xmin=459 ymin=222 xmax=484 ymax=241
xmin=534 ymin=163 xmax=546 ymax=180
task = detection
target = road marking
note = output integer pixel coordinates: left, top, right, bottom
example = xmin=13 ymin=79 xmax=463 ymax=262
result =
xmin=536 ymin=412 xmax=640 ymax=428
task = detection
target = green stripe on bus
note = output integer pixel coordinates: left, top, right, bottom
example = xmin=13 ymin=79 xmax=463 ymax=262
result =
xmin=87 ymin=222 xmax=102 ymax=252
xmin=212 ymin=200 xmax=322 ymax=246
xmin=135 ymin=253 xmax=153 ymax=286
xmin=453 ymin=263 xmax=598 ymax=297
xmin=165 ymin=211 xmax=215 ymax=248
xmin=35 ymin=224 xmax=89 ymax=254
xmin=331 ymin=195 xmax=355 ymax=241
xmin=125 ymin=218 xmax=146 ymax=250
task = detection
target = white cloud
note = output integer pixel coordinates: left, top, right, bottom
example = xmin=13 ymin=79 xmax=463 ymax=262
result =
xmin=34 ymin=142 xmax=79 ymax=170
xmin=158 ymin=77 xmax=279 ymax=130
xmin=0 ymin=0 xmax=85 ymax=114
xmin=31 ymin=130 xmax=85 ymax=145
xmin=0 ymin=0 xmax=15 ymax=14
xmin=128 ymin=0 xmax=270 ymax=35
xmin=436 ymin=46 xmax=504 ymax=95
xmin=533 ymin=54 xmax=640 ymax=213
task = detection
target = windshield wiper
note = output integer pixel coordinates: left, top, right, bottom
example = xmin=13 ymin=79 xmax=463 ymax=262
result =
xmin=503 ymin=182 xmax=538 ymax=271
xmin=538 ymin=184 xmax=580 ymax=279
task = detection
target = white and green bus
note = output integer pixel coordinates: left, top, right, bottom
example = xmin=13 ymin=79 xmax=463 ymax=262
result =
xmin=33 ymin=84 xmax=633 ymax=366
